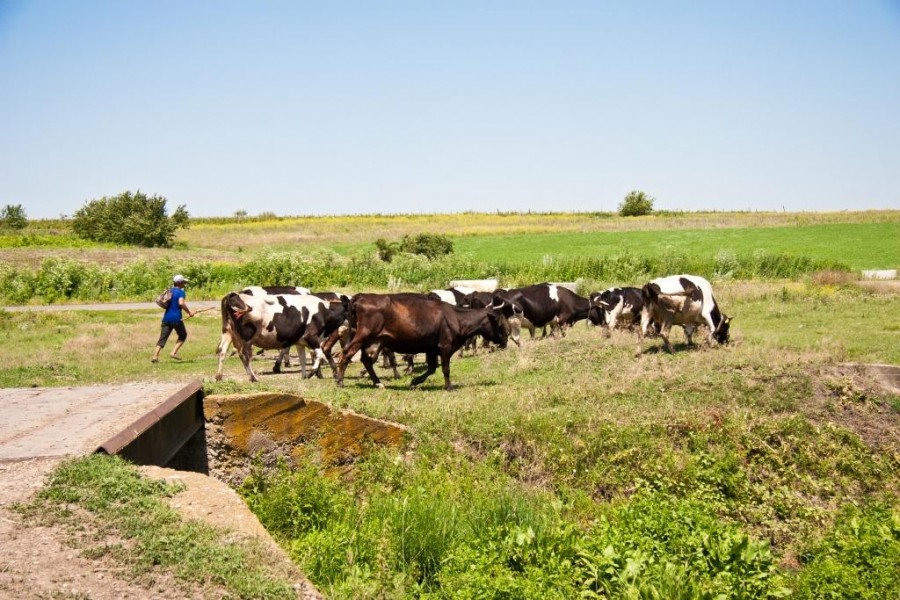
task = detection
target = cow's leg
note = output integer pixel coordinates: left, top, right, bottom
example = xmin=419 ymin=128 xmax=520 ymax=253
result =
xmin=321 ymin=344 xmax=337 ymax=377
xmin=508 ymin=317 xmax=522 ymax=347
xmin=440 ymin=350 xmax=453 ymax=390
xmin=411 ymin=352 xmax=438 ymax=387
xmin=607 ymin=305 xmax=624 ymax=338
xmin=702 ymin=313 xmax=718 ymax=347
xmin=273 ymin=348 xmax=288 ymax=374
xmin=335 ymin=335 xmax=367 ymax=387
xmin=215 ymin=334 xmax=234 ymax=381
xmin=377 ymin=350 xmax=401 ymax=378
xmin=359 ymin=349 xmax=384 ymax=389
xmin=636 ymin=310 xmax=652 ymax=356
xmin=239 ymin=345 xmax=259 ymax=383
xmin=683 ymin=325 xmax=696 ymax=347
xmin=660 ymin=321 xmax=674 ymax=353
xmin=301 ymin=336 xmax=328 ymax=379
xmin=403 ymin=354 xmax=415 ymax=375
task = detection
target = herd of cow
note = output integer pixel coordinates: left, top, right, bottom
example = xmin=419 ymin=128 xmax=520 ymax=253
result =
xmin=215 ymin=275 xmax=732 ymax=390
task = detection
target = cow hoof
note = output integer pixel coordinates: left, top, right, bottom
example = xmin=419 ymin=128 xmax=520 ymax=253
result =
xmin=376 ymin=383 xmax=386 ymax=390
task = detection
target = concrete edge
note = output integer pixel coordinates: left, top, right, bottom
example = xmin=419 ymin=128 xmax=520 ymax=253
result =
xmin=96 ymin=379 xmax=204 ymax=457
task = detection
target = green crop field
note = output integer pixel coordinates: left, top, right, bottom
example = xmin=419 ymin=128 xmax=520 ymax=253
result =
xmin=3 ymin=272 xmax=898 ymax=597
xmin=454 ymin=222 xmax=900 ymax=270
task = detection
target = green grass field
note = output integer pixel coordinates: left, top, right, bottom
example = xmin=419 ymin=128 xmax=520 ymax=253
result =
xmin=2 ymin=277 xmax=898 ymax=597
xmin=4 ymin=210 xmax=898 ymax=598
xmin=454 ymin=222 xmax=900 ymax=270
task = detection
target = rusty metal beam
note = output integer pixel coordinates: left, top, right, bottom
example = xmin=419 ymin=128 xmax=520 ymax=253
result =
xmin=96 ymin=379 xmax=204 ymax=466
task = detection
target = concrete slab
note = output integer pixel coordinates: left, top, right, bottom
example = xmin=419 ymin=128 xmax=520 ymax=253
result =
xmin=0 ymin=382 xmax=194 ymax=462
xmin=862 ymin=269 xmax=897 ymax=280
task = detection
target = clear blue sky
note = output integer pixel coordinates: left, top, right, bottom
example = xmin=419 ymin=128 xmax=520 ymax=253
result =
xmin=2 ymin=1 xmax=899 ymax=219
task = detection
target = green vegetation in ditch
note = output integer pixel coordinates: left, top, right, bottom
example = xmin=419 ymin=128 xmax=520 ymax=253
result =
xmin=17 ymin=454 xmax=297 ymax=599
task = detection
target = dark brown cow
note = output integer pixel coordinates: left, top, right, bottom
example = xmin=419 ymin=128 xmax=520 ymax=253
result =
xmin=335 ymin=293 xmax=514 ymax=390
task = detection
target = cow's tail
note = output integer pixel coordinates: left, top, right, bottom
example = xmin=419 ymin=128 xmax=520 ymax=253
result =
xmin=642 ymin=283 xmax=660 ymax=306
xmin=346 ymin=293 xmax=363 ymax=338
xmin=216 ymin=292 xmax=241 ymax=356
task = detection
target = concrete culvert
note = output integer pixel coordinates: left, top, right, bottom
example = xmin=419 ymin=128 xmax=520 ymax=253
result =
xmin=202 ymin=393 xmax=410 ymax=486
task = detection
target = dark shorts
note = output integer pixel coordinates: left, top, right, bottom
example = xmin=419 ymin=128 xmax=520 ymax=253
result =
xmin=157 ymin=321 xmax=187 ymax=347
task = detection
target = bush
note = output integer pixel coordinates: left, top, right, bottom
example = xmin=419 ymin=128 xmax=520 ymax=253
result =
xmin=397 ymin=233 xmax=454 ymax=259
xmin=0 ymin=204 xmax=28 ymax=230
xmin=618 ymin=190 xmax=655 ymax=217
xmin=72 ymin=190 xmax=189 ymax=248
xmin=375 ymin=238 xmax=397 ymax=262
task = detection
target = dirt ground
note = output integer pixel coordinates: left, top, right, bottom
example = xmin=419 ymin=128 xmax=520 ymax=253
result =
xmin=0 ymin=458 xmax=321 ymax=599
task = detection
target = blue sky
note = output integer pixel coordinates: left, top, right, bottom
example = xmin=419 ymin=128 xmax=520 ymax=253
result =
xmin=1 ymin=1 xmax=898 ymax=219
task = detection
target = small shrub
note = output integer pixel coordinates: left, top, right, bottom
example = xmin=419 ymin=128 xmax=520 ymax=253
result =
xmin=618 ymin=190 xmax=655 ymax=217
xmin=375 ymin=238 xmax=397 ymax=262
xmin=72 ymin=190 xmax=189 ymax=248
xmin=398 ymin=233 xmax=454 ymax=259
xmin=0 ymin=204 xmax=28 ymax=230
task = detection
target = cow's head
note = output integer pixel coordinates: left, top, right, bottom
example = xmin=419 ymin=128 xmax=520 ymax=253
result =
xmin=588 ymin=292 xmax=609 ymax=327
xmin=485 ymin=297 xmax=519 ymax=349
xmin=226 ymin=292 xmax=251 ymax=318
xmin=714 ymin=315 xmax=732 ymax=344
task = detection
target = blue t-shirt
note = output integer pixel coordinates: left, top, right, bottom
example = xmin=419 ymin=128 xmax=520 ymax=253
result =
xmin=162 ymin=287 xmax=186 ymax=324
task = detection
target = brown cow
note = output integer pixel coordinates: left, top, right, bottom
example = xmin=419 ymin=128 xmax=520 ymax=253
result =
xmin=335 ymin=293 xmax=514 ymax=390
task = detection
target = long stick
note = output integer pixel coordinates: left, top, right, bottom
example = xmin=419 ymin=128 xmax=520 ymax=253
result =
xmin=187 ymin=306 xmax=217 ymax=318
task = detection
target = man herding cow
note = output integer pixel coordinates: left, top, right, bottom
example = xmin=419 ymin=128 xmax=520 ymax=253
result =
xmin=637 ymin=274 xmax=732 ymax=355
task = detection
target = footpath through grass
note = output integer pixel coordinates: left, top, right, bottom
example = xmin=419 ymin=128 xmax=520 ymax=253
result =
xmin=17 ymin=455 xmax=297 ymax=599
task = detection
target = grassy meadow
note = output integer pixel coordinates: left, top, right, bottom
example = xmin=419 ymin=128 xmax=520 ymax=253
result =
xmin=2 ymin=271 xmax=898 ymax=597
xmin=2 ymin=210 xmax=898 ymax=597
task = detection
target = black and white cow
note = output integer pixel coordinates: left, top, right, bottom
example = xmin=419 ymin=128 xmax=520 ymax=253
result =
xmin=462 ymin=290 xmax=525 ymax=351
xmin=427 ymin=286 xmax=476 ymax=306
xmin=588 ymin=287 xmax=645 ymax=337
xmin=215 ymin=291 xmax=334 ymax=382
xmin=637 ymin=274 xmax=732 ymax=355
xmin=240 ymin=285 xmax=311 ymax=297
xmin=499 ymin=283 xmax=591 ymax=338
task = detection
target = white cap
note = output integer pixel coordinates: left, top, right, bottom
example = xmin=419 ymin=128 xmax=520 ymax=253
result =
xmin=173 ymin=274 xmax=189 ymax=284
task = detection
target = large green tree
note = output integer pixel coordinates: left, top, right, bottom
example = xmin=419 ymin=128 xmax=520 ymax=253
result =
xmin=72 ymin=191 xmax=189 ymax=247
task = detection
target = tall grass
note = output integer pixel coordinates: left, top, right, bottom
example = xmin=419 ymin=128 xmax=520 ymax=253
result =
xmin=240 ymin=449 xmax=790 ymax=599
xmin=0 ymin=249 xmax=848 ymax=304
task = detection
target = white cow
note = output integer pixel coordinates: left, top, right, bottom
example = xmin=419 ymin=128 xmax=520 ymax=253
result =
xmin=637 ymin=274 xmax=731 ymax=355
